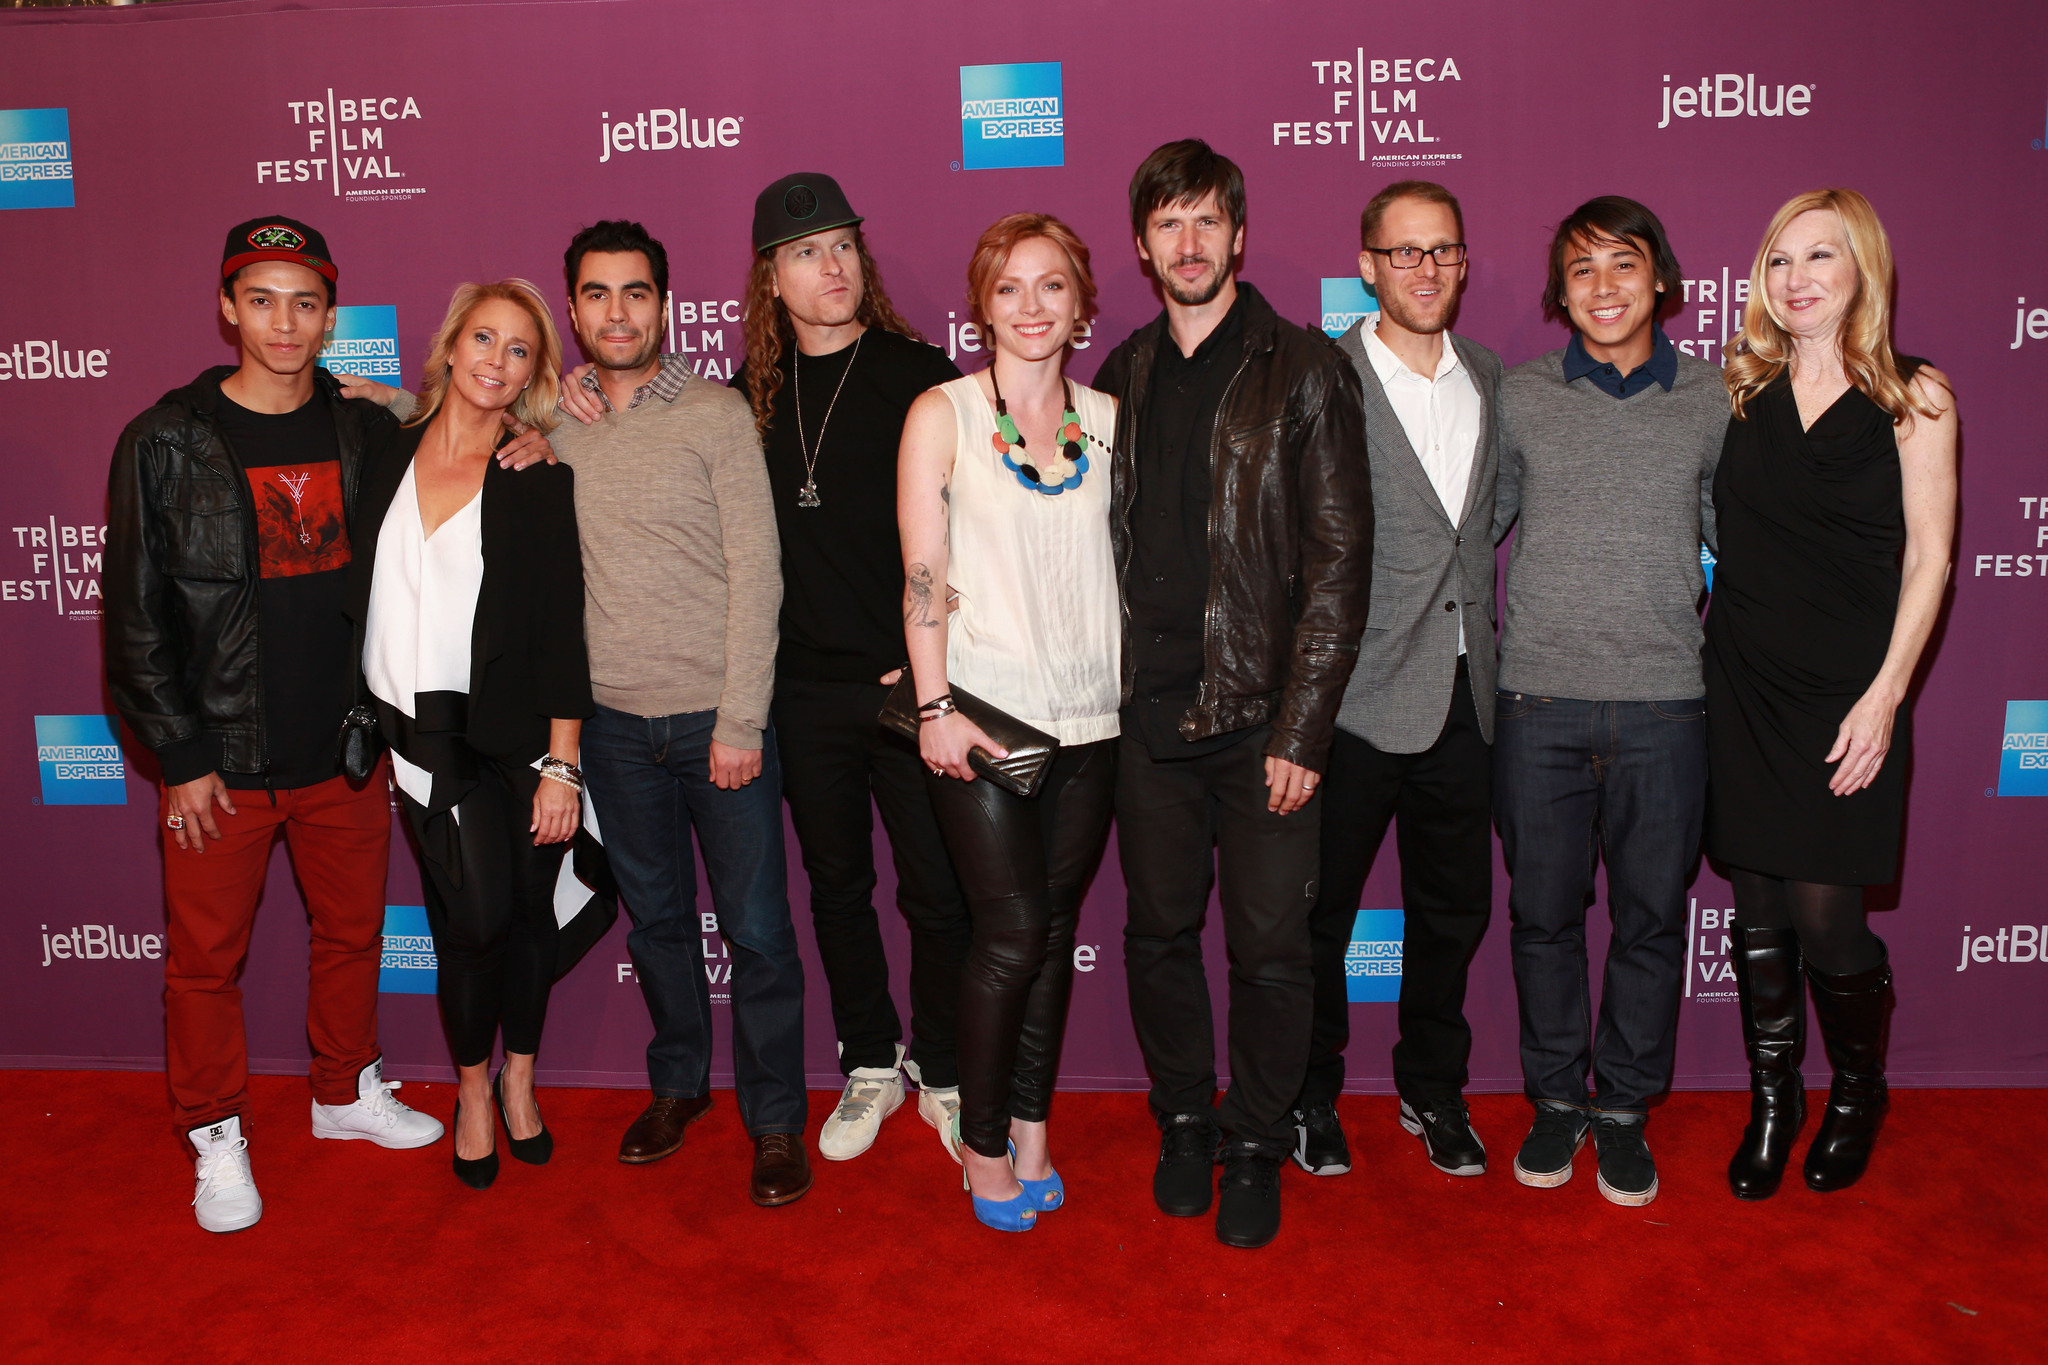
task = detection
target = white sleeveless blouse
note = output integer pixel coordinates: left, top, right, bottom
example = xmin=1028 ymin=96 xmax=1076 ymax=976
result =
xmin=936 ymin=373 xmax=1120 ymax=747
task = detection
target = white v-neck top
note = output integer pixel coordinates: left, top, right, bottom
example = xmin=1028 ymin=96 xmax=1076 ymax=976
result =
xmin=364 ymin=462 xmax=485 ymax=805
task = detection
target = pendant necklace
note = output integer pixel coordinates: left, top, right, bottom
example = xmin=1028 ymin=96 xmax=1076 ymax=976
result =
xmin=793 ymin=331 xmax=862 ymax=508
xmin=989 ymin=368 xmax=1107 ymax=496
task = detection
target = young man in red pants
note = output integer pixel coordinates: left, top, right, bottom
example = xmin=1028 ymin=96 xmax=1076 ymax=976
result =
xmin=105 ymin=217 xmax=443 ymax=1234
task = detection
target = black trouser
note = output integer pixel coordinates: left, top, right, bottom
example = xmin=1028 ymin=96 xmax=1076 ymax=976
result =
xmin=925 ymin=740 xmax=1116 ymax=1159
xmin=402 ymin=758 xmax=568 ymax=1069
xmin=1304 ymin=659 xmax=1493 ymax=1108
xmin=774 ymin=677 xmax=971 ymax=1085
xmin=1118 ymin=727 xmax=1321 ymax=1155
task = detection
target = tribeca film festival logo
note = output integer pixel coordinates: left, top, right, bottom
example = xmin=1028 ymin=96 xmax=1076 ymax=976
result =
xmin=959 ymin=63 xmax=1064 ymax=171
xmin=1997 ymin=701 xmax=2048 ymax=797
xmin=1972 ymin=496 xmax=2048 ymax=582
xmin=1344 ymin=909 xmax=1403 ymax=1003
xmin=1657 ymin=73 xmax=1814 ymax=128
xmin=0 ymin=107 xmax=74 ymax=211
xmin=268 ymin=91 xmax=424 ymax=202
xmin=597 ymin=105 xmax=744 ymax=162
xmin=617 ymin=913 xmax=734 ymax=1003
xmin=1289 ymin=55 xmax=1464 ymax=166
xmin=317 ymin=305 xmax=401 ymax=383
xmin=379 ymin=904 xmax=437 ymax=994
xmin=1686 ymin=898 xmax=1737 ymax=1000
xmin=6 ymin=517 xmax=105 ymax=617
xmin=40 ymin=923 xmax=160 ymax=967
xmin=34 ymin=713 xmax=126 ymax=805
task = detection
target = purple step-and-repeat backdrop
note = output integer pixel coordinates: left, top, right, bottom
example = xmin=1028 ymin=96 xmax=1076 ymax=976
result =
xmin=2 ymin=0 xmax=2044 ymax=1094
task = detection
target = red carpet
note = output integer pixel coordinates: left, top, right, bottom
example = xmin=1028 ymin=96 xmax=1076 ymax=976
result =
xmin=4 ymin=1072 xmax=2040 ymax=1363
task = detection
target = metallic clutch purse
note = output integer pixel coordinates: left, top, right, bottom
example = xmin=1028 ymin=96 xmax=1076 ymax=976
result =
xmin=878 ymin=673 xmax=1059 ymax=799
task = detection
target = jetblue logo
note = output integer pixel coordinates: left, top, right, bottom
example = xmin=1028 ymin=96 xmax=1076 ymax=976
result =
xmin=378 ymin=904 xmax=437 ymax=993
xmin=0 ymin=108 xmax=74 ymax=211
xmin=1320 ymin=277 xmax=1378 ymax=337
xmin=319 ymin=305 xmax=401 ymax=382
xmin=35 ymin=714 xmax=125 ymax=805
xmin=1998 ymin=700 xmax=2048 ymax=796
xmin=960 ymin=63 xmax=1064 ymax=170
xmin=1344 ymin=909 xmax=1403 ymax=1003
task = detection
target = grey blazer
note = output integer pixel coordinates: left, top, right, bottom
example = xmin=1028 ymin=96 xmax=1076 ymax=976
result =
xmin=1331 ymin=322 xmax=1503 ymax=751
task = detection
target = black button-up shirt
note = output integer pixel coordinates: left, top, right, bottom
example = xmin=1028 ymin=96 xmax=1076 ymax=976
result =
xmin=1563 ymin=324 xmax=1678 ymax=399
xmin=1123 ymin=291 xmax=1248 ymax=759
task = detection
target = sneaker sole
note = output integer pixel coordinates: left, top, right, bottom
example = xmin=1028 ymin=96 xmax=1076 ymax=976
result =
xmin=1289 ymin=1136 xmax=1352 ymax=1177
xmin=1596 ymin=1170 xmax=1659 ymax=1206
xmin=196 ymin=1204 xmax=263 ymax=1234
xmin=310 ymin=1112 xmax=444 ymax=1149
xmin=1513 ymin=1130 xmax=1588 ymax=1188
xmin=817 ymin=1088 xmax=905 ymax=1161
xmin=1398 ymin=1111 xmax=1486 ymax=1177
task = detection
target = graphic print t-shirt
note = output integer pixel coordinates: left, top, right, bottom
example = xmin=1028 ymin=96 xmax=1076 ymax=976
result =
xmin=214 ymin=387 xmax=356 ymax=789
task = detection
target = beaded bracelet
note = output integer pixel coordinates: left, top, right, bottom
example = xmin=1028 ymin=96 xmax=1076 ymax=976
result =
xmin=540 ymin=756 xmax=583 ymax=790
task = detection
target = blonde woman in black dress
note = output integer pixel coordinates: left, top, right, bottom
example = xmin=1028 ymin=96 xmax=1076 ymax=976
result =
xmin=1706 ymin=189 xmax=1955 ymax=1198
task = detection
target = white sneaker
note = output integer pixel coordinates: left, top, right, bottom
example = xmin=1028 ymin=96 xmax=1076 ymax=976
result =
xmin=311 ymin=1057 xmax=445 ymax=1149
xmin=188 ymin=1116 xmax=262 ymax=1234
xmin=818 ymin=1061 xmax=906 ymax=1161
xmin=918 ymin=1086 xmax=963 ymax=1165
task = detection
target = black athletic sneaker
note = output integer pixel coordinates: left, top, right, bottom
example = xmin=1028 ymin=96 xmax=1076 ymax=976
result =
xmin=1153 ymin=1110 xmax=1222 ymax=1217
xmin=1513 ymin=1101 xmax=1591 ymax=1188
xmin=1399 ymin=1096 xmax=1487 ymax=1176
xmin=1290 ymin=1103 xmax=1352 ymax=1176
xmin=1591 ymin=1111 xmax=1658 ymax=1206
xmin=1215 ymin=1140 xmax=1283 ymax=1249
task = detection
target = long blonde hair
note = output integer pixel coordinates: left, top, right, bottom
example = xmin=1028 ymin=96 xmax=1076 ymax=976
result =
xmin=405 ymin=279 xmax=563 ymax=432
xmin=1724 ymin=189 xmax=1940 ymax=425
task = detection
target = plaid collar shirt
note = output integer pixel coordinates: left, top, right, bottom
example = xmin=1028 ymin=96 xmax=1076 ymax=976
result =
xmin=582 ymin=353 xmax=693 ymax=412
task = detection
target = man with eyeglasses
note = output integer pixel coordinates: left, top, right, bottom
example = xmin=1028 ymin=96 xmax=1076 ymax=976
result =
xmin=1295 ymin=181 xmax=1502 ymax=1183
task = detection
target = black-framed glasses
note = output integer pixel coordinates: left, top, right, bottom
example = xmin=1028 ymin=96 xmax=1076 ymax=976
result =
xmin=1365 ymin=244 xmax=1468 ymax=268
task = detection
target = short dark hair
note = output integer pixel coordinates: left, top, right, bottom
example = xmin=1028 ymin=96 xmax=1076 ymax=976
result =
xmin=1360 ymin=180 xmax=1463 ymax=249
xmin=221 ymin=265 xmax=335 ymax=307
xmin=1128 ymin=139 xmax=1247 ymax=242
xmin=1542 ymin=196 xmax=1682 ymax=325
xmin=564 ymin=219 xmax=669 ymax=302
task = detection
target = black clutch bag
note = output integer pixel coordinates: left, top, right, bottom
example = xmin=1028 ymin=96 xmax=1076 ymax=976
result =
xmin=879 ymin=673 xmax=1059 ymax=799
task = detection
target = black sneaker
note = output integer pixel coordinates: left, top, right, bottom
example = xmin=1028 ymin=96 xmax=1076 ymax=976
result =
xmin=1398 ymin=1096 xmax=1487 ymax=1176
xmin=1591 ymin=1111 xmax=1658 ymax=1206
xmin=1153 ymin=1110 xmax=1221 ymax=1217
xmin=1215 ymin=1140 xmax=1283 ymax=1249
xmin=1512 ymin=1102 xmax=1590 ymax=1188
xmin=1290 ymin=1102 xmax=1352 ymax=1176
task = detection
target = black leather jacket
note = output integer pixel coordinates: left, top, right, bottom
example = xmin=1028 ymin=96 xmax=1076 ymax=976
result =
xmin=103 ymin=366 xmax=397 ymax=785
xmin=1093 ymin=283 xmax=1372 ymax=771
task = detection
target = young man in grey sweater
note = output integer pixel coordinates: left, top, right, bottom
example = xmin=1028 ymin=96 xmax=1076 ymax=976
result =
xmin=1491 ymin=197 xmax=1727 ymax=1207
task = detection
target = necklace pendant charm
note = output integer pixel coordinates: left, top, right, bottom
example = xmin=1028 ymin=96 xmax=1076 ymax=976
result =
xmin=797 ymin=479 xmax=822 ymax=508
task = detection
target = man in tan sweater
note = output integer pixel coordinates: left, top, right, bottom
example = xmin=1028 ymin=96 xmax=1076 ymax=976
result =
xmin=351 ymin=221 xmax=809 ymax=1206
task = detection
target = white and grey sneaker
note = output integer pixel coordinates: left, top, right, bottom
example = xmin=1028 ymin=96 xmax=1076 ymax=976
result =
xmin=311 ymin=1057 xmax=445 ymax=1149
xmin=918 ymin=1085 xmax=964 ymax=1165
xmin=188 ymin=1116 xmax=262 ymax=1234
xmin=818 ymin=1057 xmax=906 ymax=1161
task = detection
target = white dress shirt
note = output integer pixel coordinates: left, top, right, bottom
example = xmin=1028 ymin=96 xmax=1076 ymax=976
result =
xmin=1363 ymin=319 xmax=1482 ymax=653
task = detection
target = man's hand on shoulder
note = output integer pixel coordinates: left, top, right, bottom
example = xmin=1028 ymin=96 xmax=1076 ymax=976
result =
xmin=495 ymin=414 xmax=558 ymax=471
xmin=333 ymin=373 xmax=402 ymax=408
xmin=559 ymin=364 xmax=604 ymax=426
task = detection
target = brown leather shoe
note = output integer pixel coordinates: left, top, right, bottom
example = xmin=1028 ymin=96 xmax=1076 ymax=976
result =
xmin=618 ymin=1094 xmax=713 ymax=1164
xmin=750 ymin=1133 xmax=813 ymax=1206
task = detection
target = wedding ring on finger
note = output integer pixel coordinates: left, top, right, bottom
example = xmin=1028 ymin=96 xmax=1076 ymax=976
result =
xmin=166 ymin=814 xmax=185 ymax=830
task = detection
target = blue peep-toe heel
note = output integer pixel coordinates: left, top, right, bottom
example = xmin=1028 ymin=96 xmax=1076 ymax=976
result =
xmin=954 ymin=1114 xmax=1037 ymax=1232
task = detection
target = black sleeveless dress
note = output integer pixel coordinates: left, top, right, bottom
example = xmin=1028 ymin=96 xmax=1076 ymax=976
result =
xmin=1703 ymin=364 xmax=1921 ymax=886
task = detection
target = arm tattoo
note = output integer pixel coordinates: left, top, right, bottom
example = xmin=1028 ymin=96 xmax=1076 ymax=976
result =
xmin=905 ymin=562 xmax=940 ymax=629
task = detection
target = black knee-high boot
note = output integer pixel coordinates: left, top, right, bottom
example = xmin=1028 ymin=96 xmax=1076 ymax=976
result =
xmin=1728 ymin=926 xmax=1806 ymax=1200
xmin=1803 ymin=938 xmax=1892 ymax=1193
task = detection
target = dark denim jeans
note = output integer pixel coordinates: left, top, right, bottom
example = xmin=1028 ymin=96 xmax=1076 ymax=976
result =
xmin=1493 ymin=692 xmax=1706 ymax=1114
xmin=581 ymin=705 xmax=806 ymax=1135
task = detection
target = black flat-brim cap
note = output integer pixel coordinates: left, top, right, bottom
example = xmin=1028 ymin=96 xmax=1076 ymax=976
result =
xmin=752 ymin=173 xmax=863 ymax=253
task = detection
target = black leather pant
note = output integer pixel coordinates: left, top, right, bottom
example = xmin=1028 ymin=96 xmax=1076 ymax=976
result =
xmin=925 ymin=740 xmax=1116 ymax=1159
xmin=402 ymin=758 xmax=568 ymax=1069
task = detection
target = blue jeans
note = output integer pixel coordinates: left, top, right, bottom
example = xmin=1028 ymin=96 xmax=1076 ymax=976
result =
xmin=1493 ymin=693 xmax=1706 ymax=1113
xmin=581 ymin=705 xmax=806 ymax=1135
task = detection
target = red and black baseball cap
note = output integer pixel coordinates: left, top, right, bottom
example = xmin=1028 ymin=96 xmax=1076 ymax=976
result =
xmin=221 ymin=215 xmax=337 ymax=284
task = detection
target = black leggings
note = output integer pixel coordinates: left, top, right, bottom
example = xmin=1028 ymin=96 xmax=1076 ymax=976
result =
xmin=925 ymin=740 xmax=1116 ymax=1159
xmin=404 ymin=759 xmax=569 ymax=1068
xmin=1728 ymin=867 xmax=1882 ymax=975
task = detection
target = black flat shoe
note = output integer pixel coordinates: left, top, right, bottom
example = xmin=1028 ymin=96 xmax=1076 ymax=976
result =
xmin=451 ymin=1100 xmax=498 ymax=1190
xmin=495 ymin=1067 xmax=553 ymax=1166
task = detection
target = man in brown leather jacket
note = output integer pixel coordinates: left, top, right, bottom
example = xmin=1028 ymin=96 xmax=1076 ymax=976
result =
xmin=1092 ymin=140 xmax=1372 ymax=1249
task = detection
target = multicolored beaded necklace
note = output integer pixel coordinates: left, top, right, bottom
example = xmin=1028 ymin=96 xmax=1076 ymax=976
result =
xmin=989 ymin=369 xmax=1108 ymax=496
